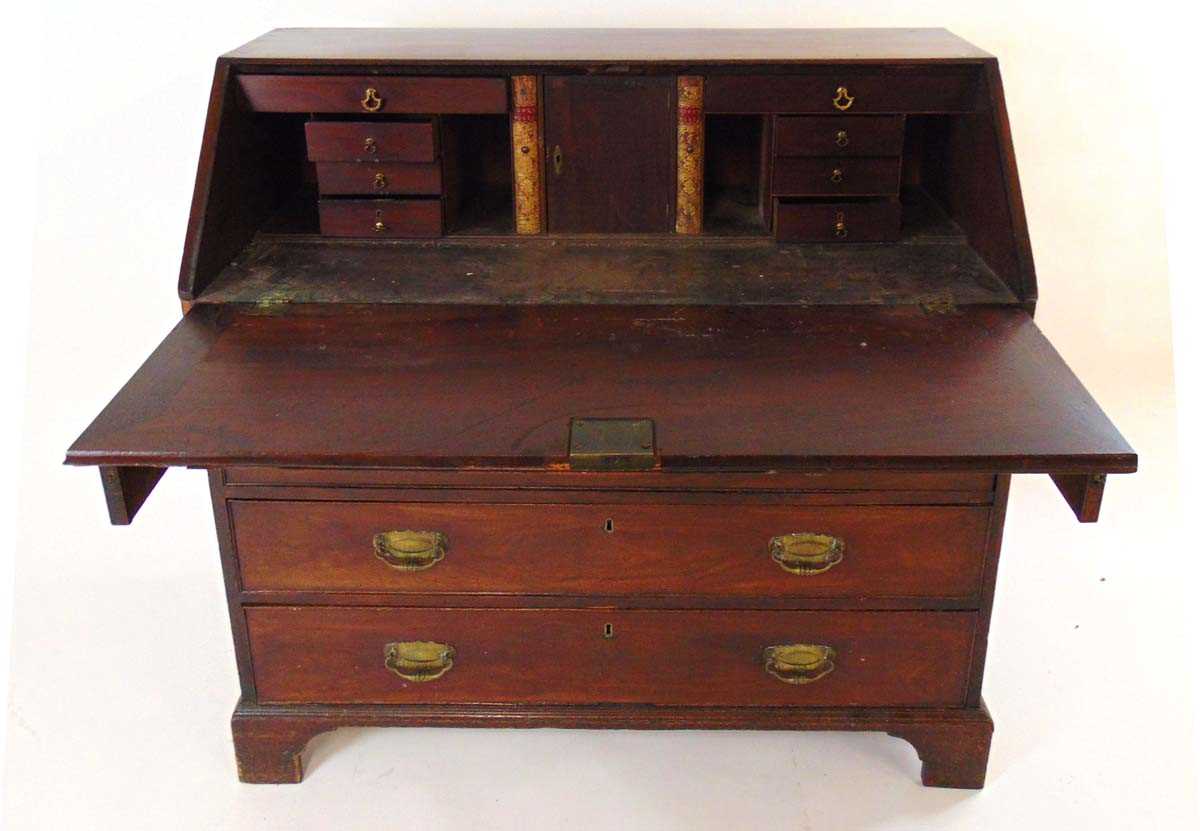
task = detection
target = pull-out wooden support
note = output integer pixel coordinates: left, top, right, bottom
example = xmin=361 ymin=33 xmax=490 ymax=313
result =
xmin=99 ymin=466 xmax=166 ymax=525
xmin=1051 ymin=473 xmax=1107 ymax=523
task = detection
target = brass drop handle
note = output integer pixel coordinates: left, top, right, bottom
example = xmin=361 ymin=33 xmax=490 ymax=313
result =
xmin=363 ymin=137 xmax=378 ymax=155
xmin=830 ymin=167 xmax=844 ymax=184
xmin=834 ymin=210 xmax=848 ymax=239
xmin=361 ymin=87 xmax=384 ymax=112
xmin=769 ymin=532 xmax=845 ymax=575
xmin=384 ymin=641 xmax=455 ymax=682
xmin=373 ymin=530 xmax=447 ymax=570
xmin=835 ymin=129 xmax=849 ymax=148
xmin=763 ymin=643 xmax=836 ymax=685
xmin=373 ymin=209 xmax=386 ymax=234
xmin=373 ymin=171 xmax=388 ymax=190
xmin=552 ymin=144 xmax=564 ymax=175
xmin=833 ymin=85 xmax=855 ymax=111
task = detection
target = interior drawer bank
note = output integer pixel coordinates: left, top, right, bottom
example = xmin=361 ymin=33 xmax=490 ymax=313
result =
xmin=231 ymin=500 xmax=992 ymax=600
xmin=246 ymin=607 xmax=976 ymax=707
xmin=238 ymin=74 xmax=509 ymax=114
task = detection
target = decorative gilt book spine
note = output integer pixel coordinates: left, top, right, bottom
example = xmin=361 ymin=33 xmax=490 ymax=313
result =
xmin=675 ymin=75 xmax=704 ymax=235
xmin=511 ymin=76 xmax=544 ymax=234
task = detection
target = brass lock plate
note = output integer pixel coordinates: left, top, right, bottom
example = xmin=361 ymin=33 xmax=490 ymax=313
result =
xmin=568 ymin=418 xmax=657 ymax=472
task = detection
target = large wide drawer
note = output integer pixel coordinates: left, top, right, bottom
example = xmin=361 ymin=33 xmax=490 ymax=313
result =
xmin=232 ymin=500 xmax=991 ymax=600
xmin=706 ymin=72 xmax=978 ymax=114
xmin=246 ymin=607 xmax=976 ymax=706
xmin=238 ymin=75 xmax=509 ymax=114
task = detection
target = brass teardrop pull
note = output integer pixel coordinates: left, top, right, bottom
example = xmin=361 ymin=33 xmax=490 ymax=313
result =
xmin=373 ymin=171 xmax=388 ymax=190
xmin=835 ymin=129 xmax=849 ymax=148
xmin=834 ymin=210 xmax=848 ymax=239
xmin=833 ymin=86 xmax=855 ymax=111
xmin=363 ymin=137 xmax=378 ymax=155
xmin=830 ymin=168 xmax=844 ymax=184
xmin=361 ymin=87 xmax=384 ymax=112
xmin=373 ymin=209 xmax=386 ymax=234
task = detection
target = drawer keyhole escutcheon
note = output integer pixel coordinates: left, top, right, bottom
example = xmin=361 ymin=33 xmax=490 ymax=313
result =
xmin=361 ymin=86 xmax=384 ymax=112
xmin=833 ymin=85 xmax=854 ymax=111
xmin=769 ymin=533 xmax=845 ymax=575
xmin=603 ymin=622 xmax=615 ymax=639
xmin=384 ymin=641 xmax=455 ymax=682
xmin=763 ymin=643 xmax=836 ymax=684
xmin=603 ymin=518 xmax=614 ymax=533
xmin=552 ymin=144 xmax=564 ymax=175
xmin=372 ymin=530 xmax=447 ymax=570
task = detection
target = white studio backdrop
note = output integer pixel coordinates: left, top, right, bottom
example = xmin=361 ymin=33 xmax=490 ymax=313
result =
xmin=3 ymin=2 xmax=1198 ymax=829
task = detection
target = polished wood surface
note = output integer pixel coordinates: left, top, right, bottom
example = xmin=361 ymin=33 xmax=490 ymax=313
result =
xmin=544 ymin=76 xmax=675 ymax=232
xmin=222 ymin=28 xmax=994 ymax=64
xmin=246 ymin=606 xmax=976 ymax=706
xmin=233 ymin=500 xmax=991 ymax=599
xmin=65 ymin=304 xmax=1133 ymax=472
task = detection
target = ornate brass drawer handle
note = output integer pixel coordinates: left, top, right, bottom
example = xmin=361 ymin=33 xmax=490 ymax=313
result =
xmin=384 ymin=641 xmax=455 ymax=682
xmin=833 ymin=85 xmax=855 ymax=111
xmin=835 ymin=129 xmax=849 ymax=148
xmin=372 ymin=530 xmax=448 ymax=570
xmin=361 ymin=87 xmax=384 ymax=112
xmin=769 ymin=532 xmax=845 ymax=575
xmin=763 ymin=643 xmax=836 ymax=685
xmin=363 ymin=136 xmax=378 ymax=155
xmin=373 ymin=171 xmax=388 ymax=190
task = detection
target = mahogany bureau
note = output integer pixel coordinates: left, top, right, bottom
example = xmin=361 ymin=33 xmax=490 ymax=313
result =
xmin=66 ymin=28 xmax=1136 ymax=789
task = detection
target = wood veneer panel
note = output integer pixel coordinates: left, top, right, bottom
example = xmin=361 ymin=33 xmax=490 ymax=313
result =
xmin=66 ymin=304 xmax=1135 ymax=473
xmin=232 ymin=501 xmax=991 ymax=599
xmin=246 ymin=607 xmax=976 ymax=707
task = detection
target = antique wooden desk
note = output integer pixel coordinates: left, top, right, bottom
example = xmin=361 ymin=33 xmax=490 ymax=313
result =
xmin=66 ymin=28 xmax=1135 ymax=788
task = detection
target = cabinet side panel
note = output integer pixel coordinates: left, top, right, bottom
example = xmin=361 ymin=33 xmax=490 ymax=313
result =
xmin=208 ymin=468 xmax=257 ymax=700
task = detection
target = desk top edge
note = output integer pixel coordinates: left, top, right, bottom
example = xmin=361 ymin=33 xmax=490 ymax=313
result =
xmin=221 ymin=28 xmax=995 ymax=64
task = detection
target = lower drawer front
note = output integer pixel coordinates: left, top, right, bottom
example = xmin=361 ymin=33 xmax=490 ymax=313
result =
xmin=318 ymin=199 xmax=442 ymax=237
xmin=775 ymin=200 xmax=901 ymax=243
xmin=246 ymin=607 xmax=975 ymax=706
xmin=232 ymin=501 xmax=990 ymax=600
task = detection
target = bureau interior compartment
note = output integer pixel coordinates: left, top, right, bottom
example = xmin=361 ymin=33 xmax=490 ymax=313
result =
xmin=440 ymin=114 xmax=515 ymax=235
xmin=703 ymin=115 xmax=770 ymax=235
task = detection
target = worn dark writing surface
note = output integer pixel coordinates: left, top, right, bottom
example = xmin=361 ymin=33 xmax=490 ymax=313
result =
xmin=66 ymin=304 xmax=1134 ymax=473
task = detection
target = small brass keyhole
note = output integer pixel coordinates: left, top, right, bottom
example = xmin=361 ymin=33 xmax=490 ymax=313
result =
xmin=603 ymin=518 xmax=614 ymax=533
xmin=603 ymin=623 xmax=615 ymax=639
xmin=552 ymin=145 xmax=564 ymax=175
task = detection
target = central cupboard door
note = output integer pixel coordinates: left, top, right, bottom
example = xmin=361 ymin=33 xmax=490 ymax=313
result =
xmin=544 ymin=76 xmax=675 ymax=233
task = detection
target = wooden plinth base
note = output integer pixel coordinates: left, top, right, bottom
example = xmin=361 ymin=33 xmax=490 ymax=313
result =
xmin=231 ymin=699 xmax=993 ymax=788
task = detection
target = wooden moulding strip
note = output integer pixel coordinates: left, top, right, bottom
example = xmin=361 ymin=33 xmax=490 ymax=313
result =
xmin=511 ymin=75 xmax=544 ymax=234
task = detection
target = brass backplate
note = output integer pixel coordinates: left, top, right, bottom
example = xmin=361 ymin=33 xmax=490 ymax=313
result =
xmin=568 ymin=418 xmax=657 ymax=472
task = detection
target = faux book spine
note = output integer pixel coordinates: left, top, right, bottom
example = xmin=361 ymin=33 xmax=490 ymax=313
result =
xmin=511 ymin=76 xmax=544 ymax=234
xmin=675 ymin=76 xmax=704 ymax=235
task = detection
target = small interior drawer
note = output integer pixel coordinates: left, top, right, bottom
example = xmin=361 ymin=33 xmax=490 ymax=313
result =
xmin=246 ymin=606 xmax=976 ymax=707
xmin=706 ymin=72 xmax=979 ymax=114
xmin=775 ymin=199 xmax=901 ymax=243
xmin=775 ymin=116 xmax=905 ymax=157
xmin=315 ymin=163 xmax=442 ymax=196
xmin=318 ymin=199 xmax=442 ymax=237
xmin=238 ymin=74 xmax=509 ymax=114
xmin=306 ymin=121 xmax=438 ymax=162
xmin=773 ymin=157 xmax=901 ymax=197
